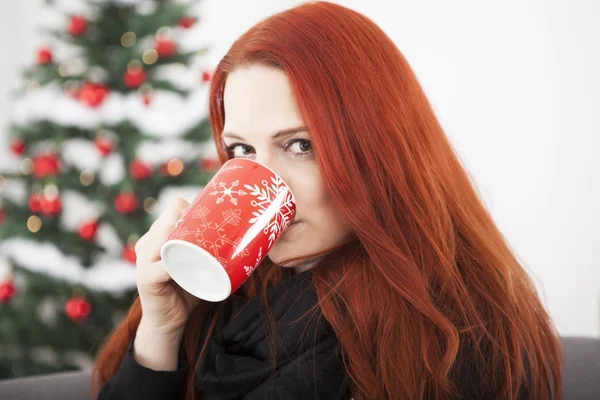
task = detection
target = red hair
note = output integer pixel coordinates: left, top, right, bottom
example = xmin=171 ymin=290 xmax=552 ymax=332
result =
xmin=93 ymin=2 xmax=563 ymax=399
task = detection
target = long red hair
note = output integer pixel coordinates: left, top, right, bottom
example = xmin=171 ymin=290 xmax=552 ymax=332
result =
xmin=92 ymin=2 xmax=563 ymax=399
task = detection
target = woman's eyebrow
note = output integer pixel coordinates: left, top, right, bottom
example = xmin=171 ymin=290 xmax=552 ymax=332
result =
xmin=222 ymin=126 xmax=307 ymax=141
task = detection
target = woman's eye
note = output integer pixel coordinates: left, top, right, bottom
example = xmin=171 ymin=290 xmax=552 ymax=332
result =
xmin=227 ymin=144 xmax=254 ymax=158
xmin=224 ymin=139 xmax=313 ymax=159
xmin=286 ymin=139 xmax=313 ymax=157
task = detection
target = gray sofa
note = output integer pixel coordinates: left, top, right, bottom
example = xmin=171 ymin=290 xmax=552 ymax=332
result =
xmin=0 ymin=336 xmax=598 ymax=399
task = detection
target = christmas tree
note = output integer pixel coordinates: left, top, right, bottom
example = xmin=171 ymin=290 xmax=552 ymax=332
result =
xmin=0 ymin=0 xmax=219 ymax=379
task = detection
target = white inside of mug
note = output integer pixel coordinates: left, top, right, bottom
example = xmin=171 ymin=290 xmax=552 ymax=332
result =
xmin=160 ymin=239 xmax=232 ymax=302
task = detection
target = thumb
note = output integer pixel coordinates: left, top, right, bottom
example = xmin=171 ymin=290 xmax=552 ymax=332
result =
xmin=171 ymin=197 xmax=190 ymax=212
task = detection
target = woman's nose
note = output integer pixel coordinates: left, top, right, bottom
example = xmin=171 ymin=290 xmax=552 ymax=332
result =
xmin=253 ymin=157 xmax=294 ymax=194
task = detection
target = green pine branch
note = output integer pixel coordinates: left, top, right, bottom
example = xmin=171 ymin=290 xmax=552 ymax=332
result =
xmin=0 ymin=262 xmax=137 ymax=379
xmin=0 ymin=0 xmax=210 ymax=379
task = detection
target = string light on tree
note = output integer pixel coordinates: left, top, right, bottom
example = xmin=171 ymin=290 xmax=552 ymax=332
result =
xmin=120 ymin=31 xmax=136 ymax=48
xmin=27 ymin=215 xmax=43 ymax=233
xmin=80 ymin=170 xmax=95 ymax=186
xmin=96 ymin=183 xmax=111 ymax=198
xmin=161 ymin=158 xmax=184 ymax=176
xmin=143 ymin=197 xmax=157 ymax=214
xmin=58 ymin=61 xmax=71 ymax=78
xmin=142 ymin=49 xmax=158 ymax=65
xmin=37 ymin=184 xmax=61 ymax=216
xmin=20 ymin=158 xmax=33 ymax=175
xmin=43 ymin=183 xmax=58 ymax=197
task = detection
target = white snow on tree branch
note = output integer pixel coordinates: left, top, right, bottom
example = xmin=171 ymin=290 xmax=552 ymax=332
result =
xmin=136 ymin=138 xmax=208 ymax=165
xmin=98 ymin=152 xmax=126 ymax=185
xmin=53 ymin=0 xmax=160 ymax=14
xmin=59 ymin=190 xmax=105 ymax=230
xmin=11 ymin=84 xmax=210 ymax=139
xmin=0 ymin=237 xmax=136 ymax=293
xmin=61 ymin=139 xmax=104 ymax=172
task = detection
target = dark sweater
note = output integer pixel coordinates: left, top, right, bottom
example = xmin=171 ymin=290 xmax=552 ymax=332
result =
xmin=98 ymin=270 xmax=548 ymax=400
xmin=98 ymin=269 xmax=350 ymax=399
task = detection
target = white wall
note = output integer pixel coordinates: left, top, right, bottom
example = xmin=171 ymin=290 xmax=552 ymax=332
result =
xmin=1 ymin=0 xmax=598 ymax=337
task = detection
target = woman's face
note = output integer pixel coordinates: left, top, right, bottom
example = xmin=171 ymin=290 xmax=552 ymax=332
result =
xmin=221 ymin=65 xmax=351 ymax=272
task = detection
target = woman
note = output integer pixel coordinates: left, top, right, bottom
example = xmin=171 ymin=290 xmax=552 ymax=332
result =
xmin=92 ymin=2 xmax=563 ymax=399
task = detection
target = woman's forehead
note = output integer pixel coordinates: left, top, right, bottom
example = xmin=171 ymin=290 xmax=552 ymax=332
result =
xmin=223 ymin=66 xmax=304 ymax=136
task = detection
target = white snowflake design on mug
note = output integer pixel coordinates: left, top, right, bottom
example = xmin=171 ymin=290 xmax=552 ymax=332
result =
xmin=243 ymin=176 xmax=295 ymax=247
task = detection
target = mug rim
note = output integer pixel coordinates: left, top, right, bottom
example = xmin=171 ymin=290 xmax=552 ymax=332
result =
xmin=222 ymin=158 xmax=296 ymax=204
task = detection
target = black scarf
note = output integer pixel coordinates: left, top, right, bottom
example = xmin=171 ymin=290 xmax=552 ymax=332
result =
xmin=193 ymin=269 xmax=350 ymax=400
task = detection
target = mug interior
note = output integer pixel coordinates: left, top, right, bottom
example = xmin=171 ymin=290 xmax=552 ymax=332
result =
xmin=160 ymin=239 xmax=232 ymax=302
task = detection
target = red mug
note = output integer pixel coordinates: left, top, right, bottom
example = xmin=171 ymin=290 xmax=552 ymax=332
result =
xmin=160 ymin=158 xmax=296 ymax=302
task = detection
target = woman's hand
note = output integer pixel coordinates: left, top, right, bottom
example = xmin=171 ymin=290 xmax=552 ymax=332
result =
xmin=134 ymin=197 xmax=202 ymax=338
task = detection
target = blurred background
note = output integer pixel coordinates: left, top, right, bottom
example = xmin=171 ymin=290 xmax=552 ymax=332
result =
xmin=0 ymin=0 xmax=598 ymax=380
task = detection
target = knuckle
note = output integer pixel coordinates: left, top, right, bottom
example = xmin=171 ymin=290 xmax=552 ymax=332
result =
xmin=173 ymin=197 xmax=189 ymax=208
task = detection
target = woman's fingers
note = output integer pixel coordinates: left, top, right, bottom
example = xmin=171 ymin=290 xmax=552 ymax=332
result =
xmin=135 ymin=198 xmax=190 ymax=264
xmin=136 ymin=260 xmax=171 ymax=286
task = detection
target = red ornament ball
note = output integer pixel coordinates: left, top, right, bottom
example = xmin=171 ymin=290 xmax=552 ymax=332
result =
xmin=28 ymin=193 xmax=43 ymax=213
xmin=0 ymin=281 xmax=16 ymax=303
xmin=36 ymin=47 xmax=53 ymax=64
xmin=10 ymin=139 xmax=25 ymax=156
xmin=79 ymin=82 xmax=109 ymax=107
xmin=200 ymin=157 xmax=221 ymax=171
xmin=94 ymin=136 xmax=114 ymax=156
xmin=142 ymin=93 xmax=152 ymax=106
xmin=68 ymin=15 xmax=87 ymax=36
xmin=155 ymin=39 xmax=177 ymax=58
xmin=0 ymin=208 xmax=4 ymax=225
xmin=114 ymin=192 xmax=139 ymax=214
xmin=123 ymin=68 xmax=146 ymax=89
xmin=32 ymin=153 xmax=60 ymax=179
xmin=129 ymin=159 xmax=152 ymax=180
xmin=122 ymin=244 xmax=137 ymax=264
xmin=64 ymin=296 xmax=91 ymax=322
xmin=40 ymin=196 xmax=62 ymax=216
xmin=178 ymin=16 xmax=196 ymax=29
xmin=78 ymin=220 xmax=99 ymax=241
xmin=201 ymin=71 xmax=211 ymax=83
